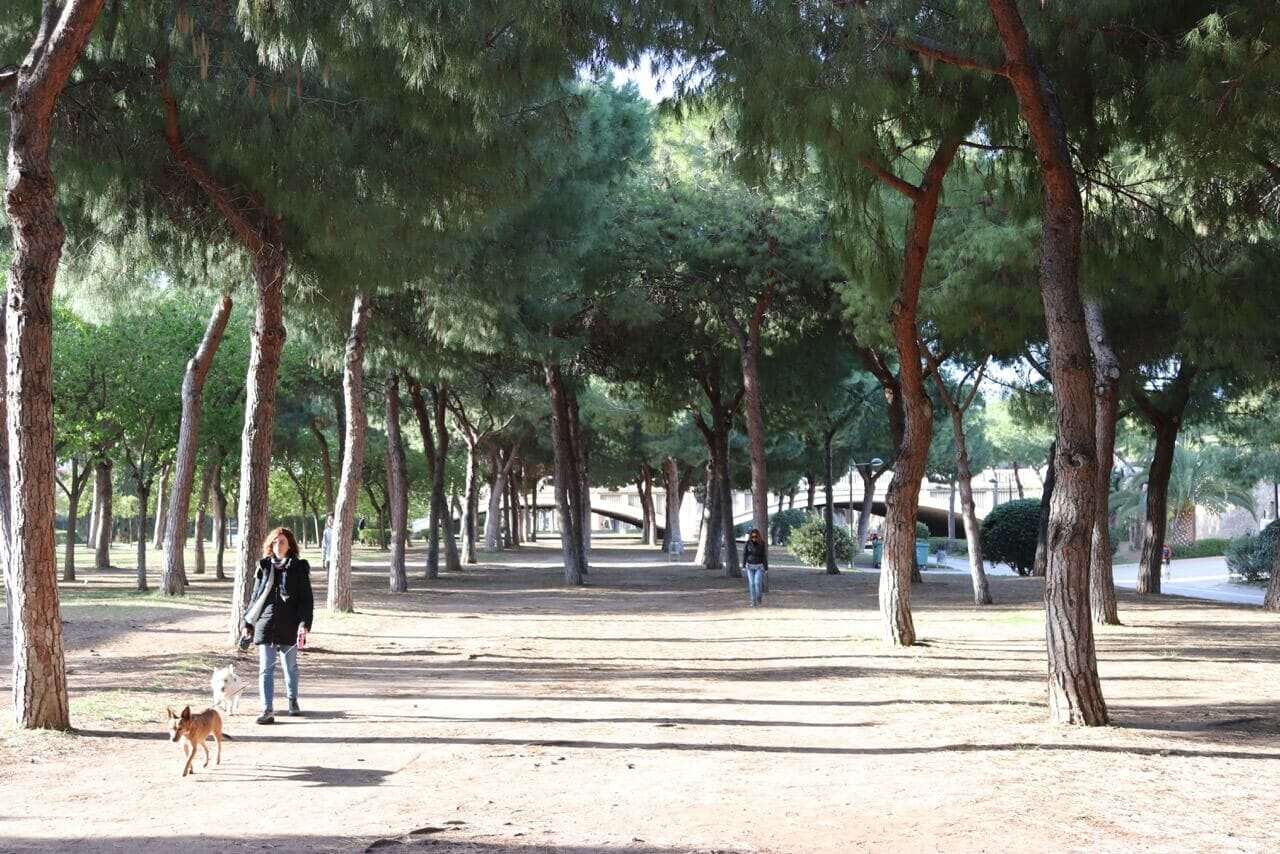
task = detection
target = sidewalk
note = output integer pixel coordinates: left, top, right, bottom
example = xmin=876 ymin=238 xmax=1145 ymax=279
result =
xmin=930 ymin=554 xmax=1266 ymax=607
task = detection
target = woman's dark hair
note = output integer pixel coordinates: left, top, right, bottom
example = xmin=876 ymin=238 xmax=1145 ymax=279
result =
xmin=262 ymin=526 xmax=300 ymax=559
xmin=748 ymin=528 xmax=761 ymax=538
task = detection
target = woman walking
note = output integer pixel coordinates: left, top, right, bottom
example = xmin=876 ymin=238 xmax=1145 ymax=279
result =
xmin=242 ymin=527 xmax=314 ymax=724
xmin=743 ymin=528 xmax=769 ymax=607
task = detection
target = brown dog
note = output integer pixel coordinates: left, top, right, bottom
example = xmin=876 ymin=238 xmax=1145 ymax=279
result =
xmin=167 ymin=705 xmax=227 ymax=777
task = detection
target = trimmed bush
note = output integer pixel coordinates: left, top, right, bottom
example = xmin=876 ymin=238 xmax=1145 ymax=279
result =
xmin=357 ymin=528 xmax=384 ymax=547
xmin=769 ymin=509 xmax=813 ymax=545
xmin=915 ymin=520 xmax=931 ymax=539
xmin=1225 ymin=522 xmax=1278 ymax=583
xmin=788 ymin=516 xmax=854 ymax=568
xmin=1174 ymin=538 xmax=1230 ymax=559
xmin=979 ymin=498 xmax=1041 ymax=576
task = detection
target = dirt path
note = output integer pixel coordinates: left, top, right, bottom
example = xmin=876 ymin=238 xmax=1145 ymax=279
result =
xmin=2 ymin=540 xmax=1278 ymax=853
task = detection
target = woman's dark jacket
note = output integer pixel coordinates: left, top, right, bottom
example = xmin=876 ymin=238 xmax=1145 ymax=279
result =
xmin=742 ymin=540 xmax=769 ymax=569
xmin=243 ymin=556 xmax=314 ymax=646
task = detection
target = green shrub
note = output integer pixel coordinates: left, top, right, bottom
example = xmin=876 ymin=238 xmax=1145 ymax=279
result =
xmin=915 ymin=520 xmax=931 ymax=539
xmin=788 ymin=516 xmax=854 ymax=567
xmin=1174 ymin=538 xmax=1230 ymax=559
xmin=769 ymin=509 xmax=813 ymax=545
xmin=1225 ymin=523 xmax=1278 ymax=583
xmin=357 ymin=528 xmax=384 ymax=547
xmin=979 ymin=498 xmax=1041 ymax=576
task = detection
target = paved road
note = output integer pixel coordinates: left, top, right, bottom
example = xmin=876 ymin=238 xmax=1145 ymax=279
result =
xmin=931 ymin=555 xmax=1266 ymax=607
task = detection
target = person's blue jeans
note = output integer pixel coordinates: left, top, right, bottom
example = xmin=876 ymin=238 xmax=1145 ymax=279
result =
xmin=745 ymin=564 xmax=766 ymax=606
xmin=258 ymin=642 xmax=299 ymax=712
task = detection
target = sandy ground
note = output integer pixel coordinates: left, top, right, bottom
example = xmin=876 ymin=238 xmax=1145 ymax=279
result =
xmin=1 ymin=539 xmax=1278 ymax=853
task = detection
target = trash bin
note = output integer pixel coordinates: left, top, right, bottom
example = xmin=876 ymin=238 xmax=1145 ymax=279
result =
xmin=915 ymin=540 xmax=930 ymax=567
xmin=872 ymin=539 xmax=883 ymax=568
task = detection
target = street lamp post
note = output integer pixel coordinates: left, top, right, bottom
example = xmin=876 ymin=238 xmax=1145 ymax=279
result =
xmin=848 ymin=457 xmax=884 ymax=569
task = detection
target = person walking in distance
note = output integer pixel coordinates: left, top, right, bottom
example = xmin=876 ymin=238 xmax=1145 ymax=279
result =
xmin=242 ymin=527 xmax=314 ymax=724
xmin=320 ymin=513 xmax=334 ymax=574
xmin=743 ymin=528 xmax=769 ymax=607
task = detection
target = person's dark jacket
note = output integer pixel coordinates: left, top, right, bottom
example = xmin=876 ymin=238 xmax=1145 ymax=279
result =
xmin=243 ymin=556 xmax=314 ymax=646
xmin=742 ymin=540 xmax=769 ymax=570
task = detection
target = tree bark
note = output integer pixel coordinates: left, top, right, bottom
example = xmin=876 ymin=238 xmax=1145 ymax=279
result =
xmin=6 ymin=0 xmax=105 ymax=728
xmin=989 ymin=0 xmax=1106 ymax=725
xmin=1264 ymin=545 xmax=1280 ymax=611
xmin=328 ymin=293 xmax=370 ymax=613
xmin=310 ymin=418 xmax=334 ymax=514
xmin=484 ymin=445 xmax=517 ymax=551
xmin=1132 ymin=364 xmax=1197 ymax=595
xmin=0 ymin=301 xmax=11 ymax=626
xmin=663 ymin=457 xmax=684 ymax=558
xmin=134 ymin=483 xmax=150 ymax=591
xmin=823 ymin=430 xmax=839 ymax=574
xmin=856 ymin=464 xmax=880 ymax=550
xmin=58 ymin=459 xmax=90 ymax=582
xmin=433 ymin=384 xmax=460 ymax=572
xmin=93 ymin=457 xmax=112 ymax=568
xmin=151 ymin=462 xmax=170 ymax=551
xmin=385 ymin=373 xmax=408 ymax=593
xmin=545 ymin=364 xmax=585 ymax=584
xmin=568 ymin=389 xmax=592 ymax=559
xmin=719 ymin=289 xmax=773 ymax=537
xmin=212 ymin=451 xmax=228 ymax=581
xmin=1084 ymin=298 xmax=1121 ymax=624
xmin=1032 ymin=441 xmax=1056 ymax=578
xmin=407 ymin=376 xmax=441 ymax=578
xmin=875 ymin=135 xmax=962 ymax=646
xmin=640 ymin=463 xmax=657 ymax=546
xmin=193 ymin=459 xmax=213 ymax=576
xmin=162 ymin=294 xmax=231 ymax=595
xmin=460 ymin=439 xmax=480 ymax=563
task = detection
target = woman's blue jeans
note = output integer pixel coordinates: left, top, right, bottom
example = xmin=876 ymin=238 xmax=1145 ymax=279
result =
xmin=745 ymin=565 xmax=766 ymax=605
xmin=258 ymin=642 xmax=299 ymax=711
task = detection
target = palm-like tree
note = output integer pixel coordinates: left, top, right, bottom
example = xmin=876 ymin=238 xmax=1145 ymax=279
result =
xmin=1111 ymin=445 xmax=1255 ymax=546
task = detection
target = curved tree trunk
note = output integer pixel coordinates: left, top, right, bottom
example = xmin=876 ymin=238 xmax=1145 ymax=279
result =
xmin=545 ymin=364 xmax=585 ymax=584
xmin=823 ymin=430 xmax=839 ymax=574
xmin=990 ymin=0 xmax=1107 ymax=725
xmin=640 ymin=463 xmax=658 ymax=546
xmin=385 ymin=373 xmax=408 ymax=593
xmin=162 ymin=294 xmax=232 ymax=595
xmin=229 ymin=248 xmax=286 ymax=641
xmin=720 ymin=294 xmax=773 ymax=538
xmin=310 ymin=418 xmax=334 ymax=514
xmin=460 ymin=441 xmax=479 ymax=564
xmin=1136 ymin=417 xmax=1177 ymax=595
xmin=407 ymin=376 xmax=441 ymax=579
xmin=151 ymin=463 xmax=170 ymax=551
xmin=1033 ymin=441 xmax=1056 ymax=578
xmin=1085 ymin=298 xmax=1121 ymax=625
xmin=193 ymin=459 xmax=213 ymax=576
xmin=484 ymin=448 xmax=507 ymax=551
xmin=60 ymin=463 xmax=89 ymax=583
xmin=856 ymin=465 xmax=878 ymax=550
xmin=93 ymin=457 xmax=112 ymax=568
xmin=1264 ymin=545 xmax=1280 ymax=611
xmin=213 ymin=459 xmax=228 ymax=582
xmin=328 ymin=293 xmax=370 ymax=613
xmin=135 ymin=484 xmax=150 ymax=591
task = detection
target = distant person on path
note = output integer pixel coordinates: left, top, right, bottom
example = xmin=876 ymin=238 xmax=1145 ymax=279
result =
xmin=743 ymin=528 xmax=769 ymax=607
xmin=321 ymin=513 xmax=334 ymax=572
xmin=1162 ymin=542 xmax=1172 ymax=579
xmin=242 ymin=527 xmax=314 ymax=725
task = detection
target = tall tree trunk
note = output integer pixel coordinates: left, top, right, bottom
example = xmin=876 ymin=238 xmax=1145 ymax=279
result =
xmin=947 ymin=482 xmax=957 ymax=540
xmin=407 ymin=376 xmax=440 ymax=578
xmin=162 ymin=294 xmax=231 ymax=595
xmin=460 ymin=440 xmax=479 ymax=563
xmin=310 ymin=418 xmax=334 ymax=514
xmin=876 ymin=135 xmax=962 ymax=646
xmin=0 ymin=301 xmax=9 ymax=627
xmin=212 ymin=451 xmax=228 ymax=581
xmin=60 ymin=462 xmax=89 ymax=583
xmin=1132 ymin=364 xmax=1197 ymax=595
xmin=568 ymin=390 xmax=592 ymax=559
xmin=640 ymin=464 xmax=657 ymax=546
xmin=484 ymin=448 xmax=508 ymax=551
xmin=1085 ymin=298 xmax=1120 ymax=625
xmin=1013 ymin=462 xmax=1026 ymax=499
xmin=1033 ymin=441 xmax=1056 ymax=578
xmin=806 ymin=472 xmax=817 ymax=512
xmin=93 ymin=457 xmax=112 ymax=568
xmin=716 ymin=413 xmax=741 ymax=579
xmin=328 ymin=292 xmax=370 ymax=613
xmin=823 ymin=430 xmax=839 ymax=574
xmin=229 ymin=247 xmax=287 ymax=642
xmin=135 ymin=484 xmax=150 ymax=591
xmin=856 ymin=465 xmax=878 ymax=550
xmin=385 ymin=373 xmax=408 ymax=593
xmin=433 ymin=384 xmax=460 ymax=572
xmin=151 ymin=462 xmax=170 ymax=550
xmin=5 ymin=0 xmax=104 ymax=728
xmin=989 ymin=0 xmax=1106 ymax=724
xmin=663 ymin=457 xmax=684 ymax=558
xmin=193 ymin=459 xmax=213 ymax=576
xmin=545 ymin=364 xmax=585 ymax=584
xmin=506 ymin=471 xmax=520 ymax=548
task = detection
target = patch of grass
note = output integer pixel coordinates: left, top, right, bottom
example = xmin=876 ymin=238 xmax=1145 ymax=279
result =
xmin=987 ymin=611 xmax=1043 ymax=625
xmin=170 ymin=654 xmax=218 ymax=675
xmin=72 ymin=689 xmax=163 ymax=725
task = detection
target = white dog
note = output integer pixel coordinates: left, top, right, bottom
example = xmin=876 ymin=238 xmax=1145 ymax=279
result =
xmin=210 ymin=665 xmax=244 ymax=716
